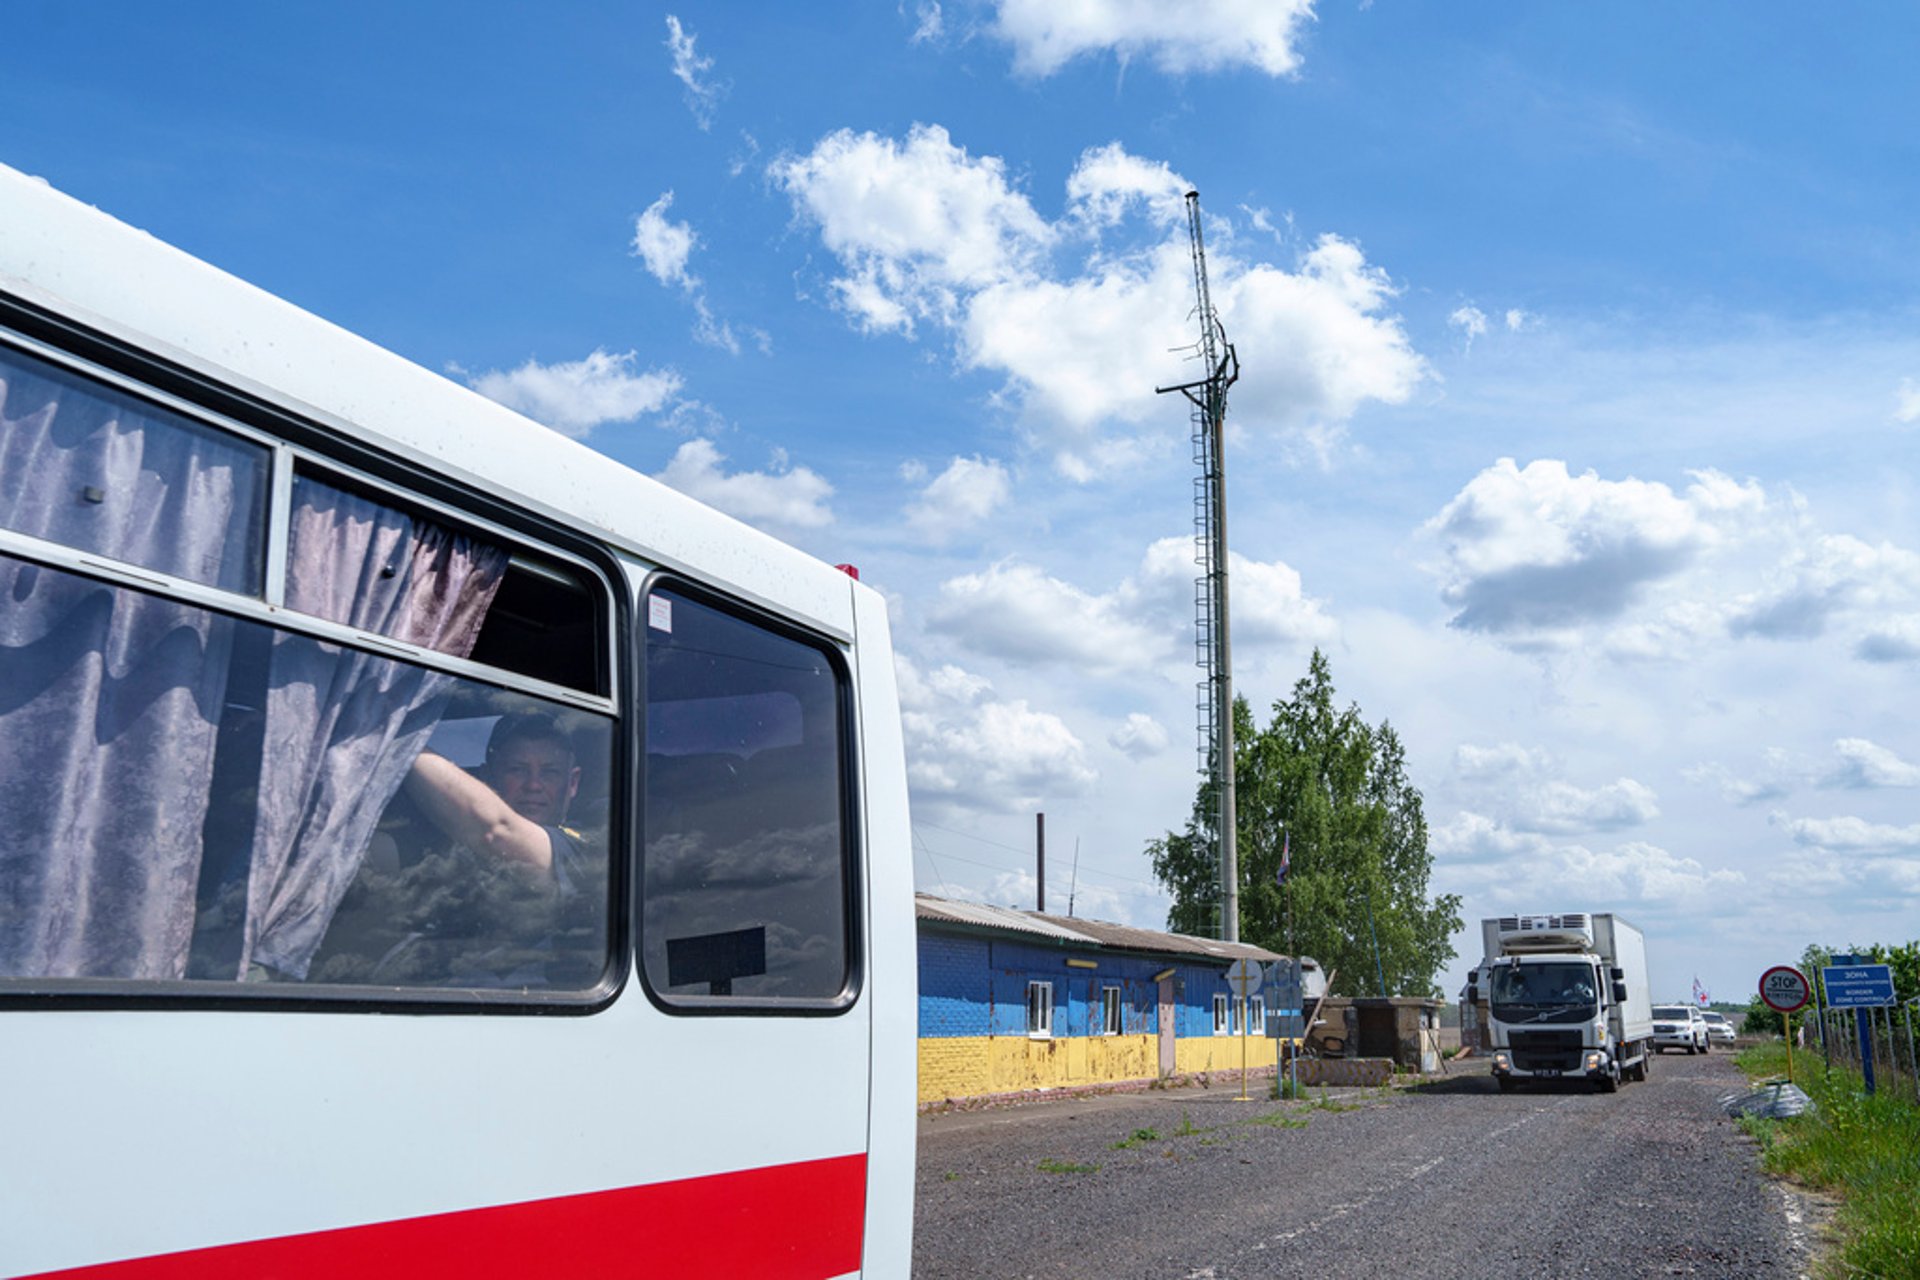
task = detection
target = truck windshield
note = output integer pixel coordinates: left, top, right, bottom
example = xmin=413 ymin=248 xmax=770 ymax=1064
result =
xmin=1488 ymin=961 xmax=1598 ymax=1021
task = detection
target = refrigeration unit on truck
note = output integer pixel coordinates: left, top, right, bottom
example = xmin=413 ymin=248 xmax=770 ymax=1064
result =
xmin=1468 ymin=913 xmax=1654 ymax=1093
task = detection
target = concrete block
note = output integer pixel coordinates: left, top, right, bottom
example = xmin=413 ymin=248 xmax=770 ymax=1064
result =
xmin=1297 ymin=1057 xmax=1393 ymax=1087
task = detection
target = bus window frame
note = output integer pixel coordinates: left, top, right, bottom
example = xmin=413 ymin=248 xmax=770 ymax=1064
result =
xmin=635 ymin=570 xmax=864 ymax=1019
xmin=0 ymin=321 xmax=635 ymax=1015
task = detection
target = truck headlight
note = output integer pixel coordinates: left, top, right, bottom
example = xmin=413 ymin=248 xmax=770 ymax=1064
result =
xmin=1493 ymin=1051 xmax=1510 ymax=1070
xmin=1585 ymin=1052 xmax=1603 ymax=1070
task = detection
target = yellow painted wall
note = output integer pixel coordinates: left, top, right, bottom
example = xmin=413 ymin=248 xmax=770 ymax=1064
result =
xmin=917 ymin=1032 xmax=1275 ymax=1104
xmin=1174 ymin=1031 xmax=1277 ymax=1076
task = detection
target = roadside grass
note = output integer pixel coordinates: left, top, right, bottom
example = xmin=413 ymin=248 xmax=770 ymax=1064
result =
xmin=1735 ymin=1041 xmax=1920 ymax=1278
xmin=1173 ymin=1110 xmax=1214 ymax=1138
xmin=1111 ymin=1127 xmax=1159 ymax=1150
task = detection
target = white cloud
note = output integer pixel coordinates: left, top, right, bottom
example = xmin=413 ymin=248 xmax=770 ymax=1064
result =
xmin=1442 ymin=827 xmax=1744 ymax=906
xmin=907 ymin=1 xmax=943 ymax=43
xmin=896 ymin=655 xmax=1097 ymax=812
xmin=1448 ymin=305 xmax=1488 ymax=350
xmin=1728 ymin=533 xmax=1920 ymax=641
xmin=632 ymin=191 xmax=697 ymax=288
xmin=1109 ymin=712 xmax=1170 ymax=760
xmin=929 ymin=537 xmax=1335 ymax=675
xmin=653 ymin=439 xmax=834 ymax=529
xmin=1424 ymin=460 xmax=1765 ymax=644
xmin=1683 ymin=760 xmax=1792 ymax=807
xmin=1454 ymin=742 xmax=1550 ymax=781
xmin=906 ymin=455 xmax=1013 ymax=540
xmin=776 ymin=133 xmax=1424 ymax=478
xmin=770 ymin=123 xmax=1053 ymax=335
xmin=1856 ymin=614 xmax=1920 ymax=663
xmin=665 ymin=15 xmax=723 ymax=130
xmin=930 ymin=558 xmax=1173 ymax=674
xmin=1429 ymin=810 xmax=1553 ymax=864
xmin=1774 ymin=812 xmax=1920 ymax=853
xmin=466 ymin=349 xmax=681 ymax=438
xmin=1217 ymin=546 xmax=1341 ymax=648
xmin=1823 ymin=738 xmax=1920 ymax=789
xmin=1448 ymin=745 xmax=1658 ymax=834
xmin=989 ymin=0 xmax=1316 ymax=78
xmin=1896 ymin=377 xmax=1920 ymax=424
xmin=1504 ymin=308 xmax=1531 ymax=331
xmin=1515 ymin=778 xmax=1661 ymax=833
xmin=1066 ymin=142 xmax=1189 ymax=231
xmin=631 ymin=192 xmax=745 ymax=355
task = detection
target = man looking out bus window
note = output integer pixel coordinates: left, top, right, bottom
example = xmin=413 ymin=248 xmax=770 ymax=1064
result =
xmin=404 ymin=712 xmax=591 ymax=892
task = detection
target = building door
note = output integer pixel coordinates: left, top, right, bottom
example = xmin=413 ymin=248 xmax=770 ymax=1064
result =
xmin=1157 ymin=977 xmax=1177 ymax=1078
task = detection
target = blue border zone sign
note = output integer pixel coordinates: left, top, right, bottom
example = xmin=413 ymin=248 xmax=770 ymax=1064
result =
xmin=1823 ymin=964 xmax=1896 ymax=1008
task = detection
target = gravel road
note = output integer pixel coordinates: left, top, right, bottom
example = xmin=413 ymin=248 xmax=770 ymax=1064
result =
xmin=913 ymin=1050 xmax=1813 ymax=1279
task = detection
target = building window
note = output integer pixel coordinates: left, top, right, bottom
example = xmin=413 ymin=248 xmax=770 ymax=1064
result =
xmin=1212 ymin=992 xmax=1231 ymax=1035
xmin=1027 ymin=981 xmax=1053 ymax=1037
xmin=1101 ymin=986 xmax=1122 ymax=1036
xmin=1247 ymin=996 xmax=1265 ymax=1035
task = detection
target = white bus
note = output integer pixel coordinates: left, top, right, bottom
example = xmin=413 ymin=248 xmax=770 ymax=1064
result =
xmin=0 ymin=162 xmax=916 ymax=1278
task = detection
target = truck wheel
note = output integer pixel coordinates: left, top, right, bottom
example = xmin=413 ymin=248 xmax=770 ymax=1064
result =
xmin=1700 ymin=1037 xmax=1710 ymax=1054
xmin=1596 ymin=1068 xmax=1619 ymax=1093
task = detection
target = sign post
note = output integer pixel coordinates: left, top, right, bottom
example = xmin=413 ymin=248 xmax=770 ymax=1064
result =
xmin=1823 ymin=962 xmax=1896 ymax=1095
xmin=1759 ymin=965 xmax=1812 ymax=1082
xmin=1225 ymin=959 xmax=1262 ymax=1101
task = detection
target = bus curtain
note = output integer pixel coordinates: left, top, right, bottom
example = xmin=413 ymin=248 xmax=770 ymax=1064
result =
xmin=241 ymin=477 xmax=506 ymax=980
xmin=0 ymin=350 xmax=264 ymax=979
xmin=0 ymin=346 xmax=505 ymax=983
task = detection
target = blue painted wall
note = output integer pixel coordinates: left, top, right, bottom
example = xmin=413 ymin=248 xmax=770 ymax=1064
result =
xmin=917 ymin=929 xmax=1248 ymax=1041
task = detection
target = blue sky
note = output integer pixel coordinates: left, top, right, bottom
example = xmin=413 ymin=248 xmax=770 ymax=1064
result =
xmin=6 ymin=2 xmax=1919 ymax=1002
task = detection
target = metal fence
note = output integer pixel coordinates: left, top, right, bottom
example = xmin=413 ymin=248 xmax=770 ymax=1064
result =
xmin=1814 ymin=997 xmax=1920 ymax=1103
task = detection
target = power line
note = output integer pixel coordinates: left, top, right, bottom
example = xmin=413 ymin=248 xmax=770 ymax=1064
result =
xmin=911 ymin=827 xmax=953 ymax=898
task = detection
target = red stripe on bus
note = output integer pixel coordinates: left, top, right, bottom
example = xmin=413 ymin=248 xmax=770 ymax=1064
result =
xmin=25 ymin=1153 xmax=868 ymax=1280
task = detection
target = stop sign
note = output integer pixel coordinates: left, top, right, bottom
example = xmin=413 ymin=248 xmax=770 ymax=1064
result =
xmin=1759 ymin=965 xmax=1811 ymax=1013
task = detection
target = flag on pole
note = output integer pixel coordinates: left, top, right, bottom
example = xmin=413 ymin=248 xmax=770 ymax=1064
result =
xmin=1692 ymin=975 xmax=1708 ymax=1006
xmin=1276 ymin=830 xmax=1290 ymax=887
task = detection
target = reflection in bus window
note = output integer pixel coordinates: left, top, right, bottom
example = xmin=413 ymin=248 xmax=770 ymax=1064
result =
xmin=0 ymin=551 xmax=613 ymax=991
xmin=643 ymin=587 xmax=851 ymax=1002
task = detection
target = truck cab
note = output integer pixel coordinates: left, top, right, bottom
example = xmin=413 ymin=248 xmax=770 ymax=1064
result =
xmin=1471 ymin=914 xmax=1654 ymax=1094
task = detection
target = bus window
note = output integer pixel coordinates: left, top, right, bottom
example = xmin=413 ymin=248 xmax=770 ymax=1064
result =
xmin=641 ymin=585 xmax=853 ymax=1005
xmin=0 ymin=341 xmax=268 ymax=594
xmin=0 ymin=341 xmax=615 ymax=998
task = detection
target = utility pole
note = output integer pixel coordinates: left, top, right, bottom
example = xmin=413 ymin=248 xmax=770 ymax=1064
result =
xmin=1036 ymin=812 xmax=1045 ymax=913
xmin=1158 ymin=190 xmax=1240 ymax=942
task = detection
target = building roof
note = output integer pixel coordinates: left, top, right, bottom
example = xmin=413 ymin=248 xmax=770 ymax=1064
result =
xmin=915 ymin=893 xmax=1283 ymax=964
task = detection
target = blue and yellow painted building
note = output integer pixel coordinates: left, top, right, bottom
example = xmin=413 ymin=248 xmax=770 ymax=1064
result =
xmin=916 ymin=894 xmax=1284 ymax=1106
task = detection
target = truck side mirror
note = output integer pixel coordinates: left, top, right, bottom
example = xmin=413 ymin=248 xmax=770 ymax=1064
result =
xmin=1609 ymin=967 xmax=1624 ymax=981
xmin=1466 ymin=981 xmax=1478 ymax=1002
xmin=1612 ymin=982 xmax=1628 ymax=1003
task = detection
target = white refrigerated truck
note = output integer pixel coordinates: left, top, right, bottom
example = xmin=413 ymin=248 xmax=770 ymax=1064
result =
xmin=1469 ymin=913 xmax=1654 ymax=1093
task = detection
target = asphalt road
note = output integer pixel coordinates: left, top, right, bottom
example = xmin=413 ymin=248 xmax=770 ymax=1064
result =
xmin=912 ymin=1049 xmax=1813 ymax=1279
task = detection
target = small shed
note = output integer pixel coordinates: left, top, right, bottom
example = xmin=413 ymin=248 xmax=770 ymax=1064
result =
xmin=1311 ymin=996 xmax=1445 ymax=1073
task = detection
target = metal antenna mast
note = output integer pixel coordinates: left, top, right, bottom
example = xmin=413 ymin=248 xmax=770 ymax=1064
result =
xmin=1157 ymin=190 xmax=1240 ymax=941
